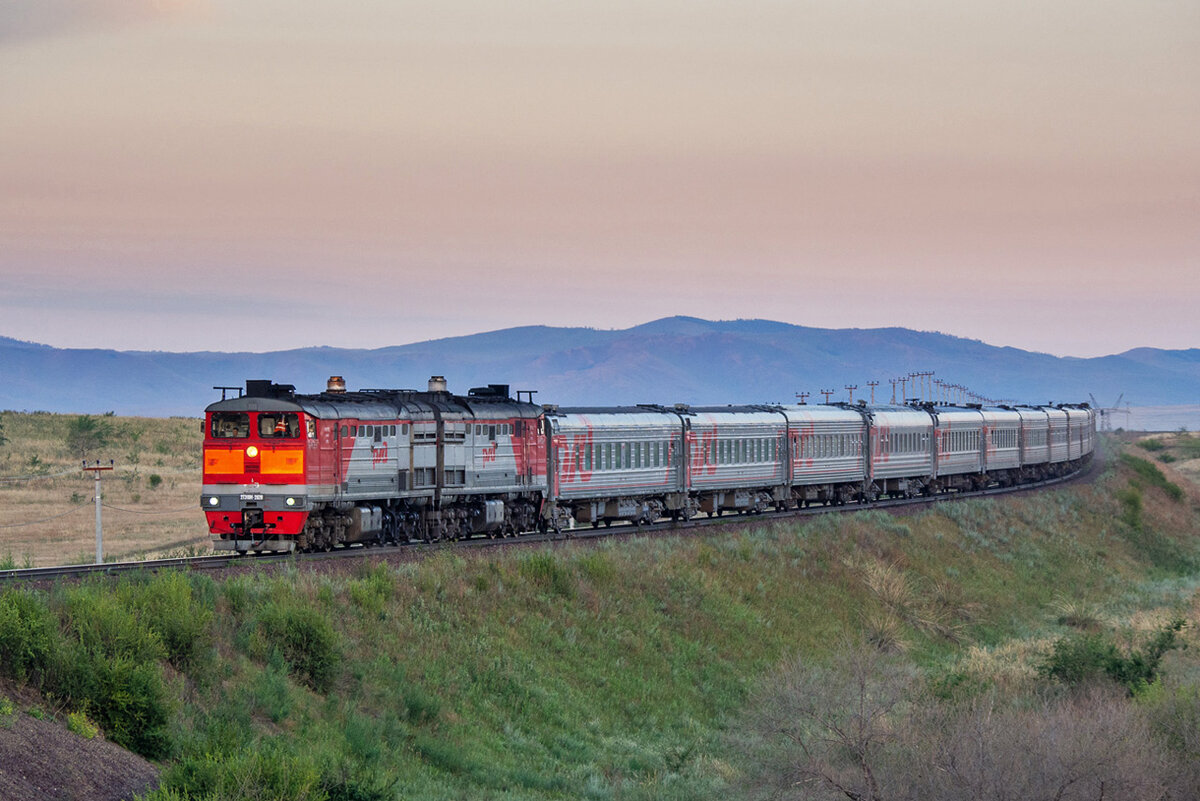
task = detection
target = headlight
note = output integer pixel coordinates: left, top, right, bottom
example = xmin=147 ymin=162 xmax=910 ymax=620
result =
xmin=246 ymin=445 xmax=259 ymax=458
xmin=208 ymin=497 xmax=220 ymax=507
xmin=285 ymin=497 xmax=296 ymax=507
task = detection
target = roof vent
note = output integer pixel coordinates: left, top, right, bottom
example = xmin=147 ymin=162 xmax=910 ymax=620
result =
xmin=326 ymin=376 xmax=346 ymax=394
xmin=428 ymin=375 xmax=447 ymax=393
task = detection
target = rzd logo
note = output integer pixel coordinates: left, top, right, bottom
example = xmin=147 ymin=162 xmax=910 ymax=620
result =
xmin=482 ymin=444 xmax=498 ymax=464
xmin=371 ymin=443 xmax=388 ymax=466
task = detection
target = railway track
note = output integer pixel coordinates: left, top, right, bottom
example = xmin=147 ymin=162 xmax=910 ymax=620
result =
xmin=0 ymin=464 xmax=1091 ymax=584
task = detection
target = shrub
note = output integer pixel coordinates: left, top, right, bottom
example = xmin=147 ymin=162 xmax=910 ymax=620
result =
xmin=147 ymin=473 xmax=163 ymax=489
xmin=51 ymin=645 xmax=173 ymax=757
xmin=1117 ymin=485 xmax=1143 ymax=531
xmin=1137 ymin=439 xmax=1166 ymax=452
xmin=68 ymin=710 xmax=100 ymax=739
xmin=65 ymin=414 xmax=113 ymax=458
xmin=254 ymin=599 xmax=341 ymax=692
xmin=0 ymin=590 xmax=57 ymax=683
xmin=160 ymin=743 xmax=325 ymax=801
xmin=128 ymin=572 xmax=214 ymax=670
xmin=1121 ymin=454 xmax=1184 ymax=502
xmin=1039 ymin=619 xmax=1186 ymax=695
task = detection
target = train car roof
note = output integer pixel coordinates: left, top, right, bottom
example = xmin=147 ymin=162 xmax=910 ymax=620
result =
xmin=549 ymin=408 xmax=682 ymax=428
xmin=777 ymin=404 xmax=866 ymax=423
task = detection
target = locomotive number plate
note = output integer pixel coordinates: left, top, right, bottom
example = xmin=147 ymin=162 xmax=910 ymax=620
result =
xmin=239 ymin=493 xmax=264 ymax=501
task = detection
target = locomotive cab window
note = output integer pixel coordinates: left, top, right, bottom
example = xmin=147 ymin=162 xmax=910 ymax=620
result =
xmin=258 ymin=413 xmax=300 ymax=438
xmin=211 ymin=412 xmax=250 ymax=438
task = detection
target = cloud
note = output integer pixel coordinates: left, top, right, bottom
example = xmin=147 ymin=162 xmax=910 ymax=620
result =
xmin=0 ymin=0 xmax=202 ymax=44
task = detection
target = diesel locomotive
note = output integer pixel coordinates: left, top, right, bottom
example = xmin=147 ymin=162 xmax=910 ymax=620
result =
xmin=202 ymin=376 xmax=1095 ymax=553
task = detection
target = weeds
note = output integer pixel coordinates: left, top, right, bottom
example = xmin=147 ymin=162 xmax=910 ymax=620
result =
xmin=67 ymin=710 xmax=100 ymax=739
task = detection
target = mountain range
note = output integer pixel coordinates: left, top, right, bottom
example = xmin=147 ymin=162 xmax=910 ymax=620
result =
xmin=1 ymin=317 xmax=1197 ymax=417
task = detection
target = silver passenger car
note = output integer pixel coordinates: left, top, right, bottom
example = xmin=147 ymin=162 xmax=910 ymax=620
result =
xmin=546 ymin=407 xmax=684 ymax=524
xmin=1014 ymin=406 xmax=1050 ymax=466
xmin=687 ymin=407 xmax=789 ymax=512
xmin=1044 ymin=406 xmax=1070 ymax=463
xmin=867 ymin=405 xmax=935 ymax=490
xmin=780 ymin=405 xmax=867 ymax=489
xmin=933 ymin=407 xmax=985 ymax=478
xmin=981 ymin=407 xmax=1022 ymax=473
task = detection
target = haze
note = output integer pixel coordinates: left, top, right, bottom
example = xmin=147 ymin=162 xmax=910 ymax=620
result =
xmin=1 ymin=1 xmax=1197 ymax=357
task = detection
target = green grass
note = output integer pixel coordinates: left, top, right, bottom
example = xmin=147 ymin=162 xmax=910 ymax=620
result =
xmin=0 ymin=440 xmax=1197 ymax=799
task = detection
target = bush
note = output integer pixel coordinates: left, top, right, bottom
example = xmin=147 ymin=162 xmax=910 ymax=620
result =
xmin=147 ymin=473 xmax=163 ymax=489
xmin=253 ymin=599 xmax=341 ymax=692
xmin=128 ymin=572 xmax=214 ymax=670
xmin=0 ymin=590 xmax=57 ymax=683
xmin=1117 ymin=485 xmax=1143 ymax=531
xmin=67 ymin=710 xmax=100 ymax=739
xmin=66 ymin=414 xmax=113 ymax=458
xmin=1121 ymin=454 xmax=1184 ymax=502
xmin=1039 ymin=619 xmax=1186 ymax=695
xmin=1137 ymin=439 xmax=1166 ymax=452
xmin=159 ymin=743 xmax=326 ymax=801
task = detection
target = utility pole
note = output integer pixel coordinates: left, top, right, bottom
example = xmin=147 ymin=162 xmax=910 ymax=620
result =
xmin=889 ymin=379 xmax=898 ymax=404
xmin=820 ymin=388 xmax=835 ymax=404
xmin=866 ymin=381 xmax=879 ymax=404
xmin=795 ymin=392 xmax=810 ymax=405
xmin=845 ymin=384 xmax=858 ymax=403
xmin=83 ymin=460 xmax=114 ymax=564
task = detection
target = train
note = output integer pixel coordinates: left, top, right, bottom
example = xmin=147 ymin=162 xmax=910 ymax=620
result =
xmin=201 ymin=376 xmax=1096 ymax=552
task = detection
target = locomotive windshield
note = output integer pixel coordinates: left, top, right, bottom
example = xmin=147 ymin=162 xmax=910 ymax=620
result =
xmin=259 ymin=412 xmax=301 ymax=438
xmin=210 ymin=412 xmax=250 ymax=438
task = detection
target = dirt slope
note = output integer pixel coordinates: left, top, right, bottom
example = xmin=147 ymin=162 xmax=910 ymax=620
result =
xmin=0 ymin=697 xmax=158 ymax=801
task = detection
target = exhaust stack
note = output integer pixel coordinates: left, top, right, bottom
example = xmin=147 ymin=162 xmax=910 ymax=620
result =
xmin=428 ymin=375 xmax=447 ymax=393
xmin=326 ymin=375 xmax=346 ymax=394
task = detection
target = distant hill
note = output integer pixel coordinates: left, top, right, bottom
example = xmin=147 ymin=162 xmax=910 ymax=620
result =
xmin=1 ymin=318 xmax=1197 ymax=416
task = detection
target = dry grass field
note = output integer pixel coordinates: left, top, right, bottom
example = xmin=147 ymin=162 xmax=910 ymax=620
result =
xmin=0 ymin=412 xmax=207 ymax=567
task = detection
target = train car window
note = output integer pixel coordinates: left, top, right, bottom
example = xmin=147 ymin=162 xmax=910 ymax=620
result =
xmin=489 ymin=425 xmax=496 ymax=440
xmin=340 ymin=425 xmax=348 ymax=437
xmin=514 ymin=421 xmax=523 ymax=436
xmin=374 ymin=427 xmax=382 ymax=443
xmin=307 ymin=419 xmax=316 ymax=439
xmin=624 ymin=443 xmax=631 ymax=469
xmin=604 ymin=442 xmax=612 ymax=470
xmin=211 ymin=412 xmax=250 ymax=438
xmin=585 ymin=445 xmax=592 ymax=471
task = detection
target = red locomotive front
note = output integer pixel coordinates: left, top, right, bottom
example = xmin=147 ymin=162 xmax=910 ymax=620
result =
xmin=202 ymin=393 xmax=315 ymax=550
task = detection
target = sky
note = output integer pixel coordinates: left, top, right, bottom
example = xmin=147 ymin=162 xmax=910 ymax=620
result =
xmin=1 ymin=1 xmax=1197 ymax=358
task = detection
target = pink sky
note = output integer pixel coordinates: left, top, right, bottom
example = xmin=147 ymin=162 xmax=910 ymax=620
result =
xmin=1 ymin=1 xmax=1197 ymax=356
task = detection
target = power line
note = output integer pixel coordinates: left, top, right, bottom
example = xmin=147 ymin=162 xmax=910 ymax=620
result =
xmin=0 ymin=466 xmax=83 ymax=483
xmin=0 ymin=505 xmax=91 ymax=529
xmin=101 ymin=503 xmax=197 ymax=515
